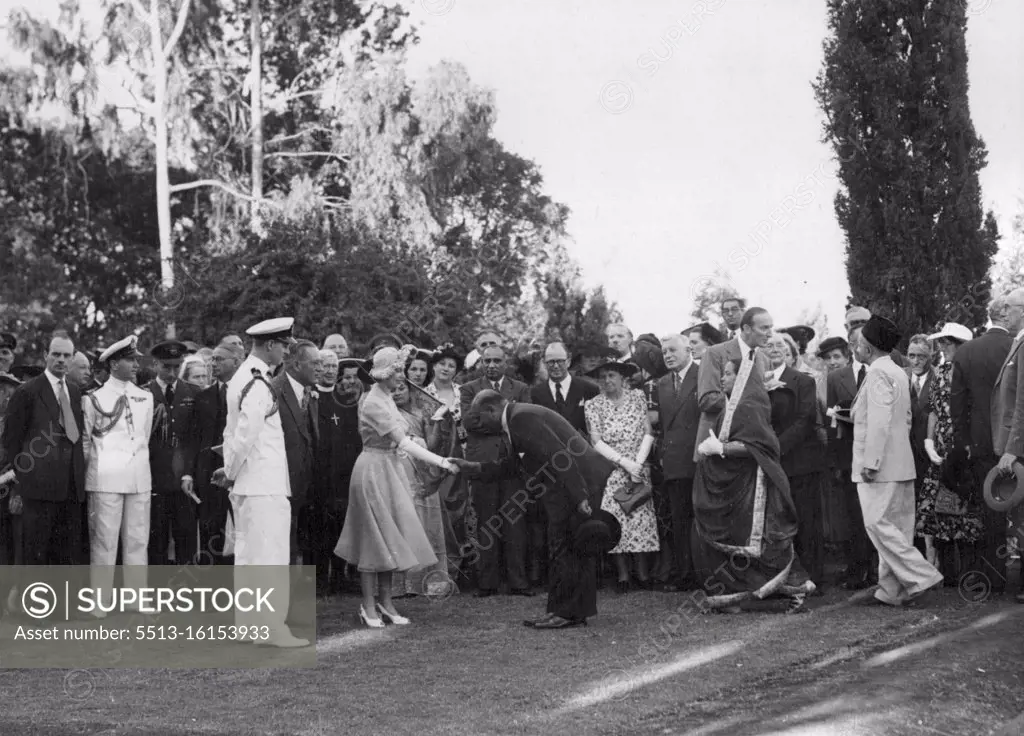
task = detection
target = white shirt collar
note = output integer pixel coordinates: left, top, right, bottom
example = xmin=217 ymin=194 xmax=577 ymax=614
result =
xmin=44 ymin=369 xmax=64 ymax=393
xmin=316 ymin=384 xmax=334 ymax=393
xmin=155 ymin=376 xmax=176 ymax=392
xmin=501 ymin=402 xmax=512 ymax=445
xmin=851 ymin=358 xmax=864 ymax=376
xmin=736 ymin=333 xmax=756 ymax=359
xmin=106 ymin=376 xmax=131 ymax=392
xmin=488 ymin=375 xmax=503 ymax=390
xmin=286 ymin=372 xmax=306 ymax=403
xmin=549 ymin=374 xmax=571 ymax=397
xmin=674 ymin=360 xmax=694 ymax=381
xmin=768 ymin=365 xmax=785 ymax=381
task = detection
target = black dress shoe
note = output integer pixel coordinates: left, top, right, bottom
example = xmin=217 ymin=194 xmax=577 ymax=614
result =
xmin=533 ymin=616 xmax=586 ymax=630
xmin=474 ymin=589 xmax=498 ymax=598
xmin=509 ymin=588 xmax=536 ymax=597
xmin=523 ymin=612 xmax=555 ymax=628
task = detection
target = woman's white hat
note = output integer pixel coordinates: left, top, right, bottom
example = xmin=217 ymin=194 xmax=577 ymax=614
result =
xmin=368 ymin=344 xmax=414 ymax=381
xmin=927 ymin=323 xmax=973 ymax=343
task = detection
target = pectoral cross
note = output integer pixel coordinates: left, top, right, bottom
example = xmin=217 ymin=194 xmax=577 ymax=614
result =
xmin=331 ymin=413 xmax=340 ymax=426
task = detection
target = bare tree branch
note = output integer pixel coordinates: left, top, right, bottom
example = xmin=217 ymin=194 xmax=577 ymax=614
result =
xmin=128 ymin=0 xmax=150 ymax=22
xmin=263 ymin=151 xmax=349 ymax=161
xmin=170 ymin=178 xmax=260 ymax=202
xmin=272 ymin=89 xmax=328 ymax=104
xmin=162 ymin=0 xmax=194 ymax=57
xmin=265 ymin=127 xmax=334 ymax=147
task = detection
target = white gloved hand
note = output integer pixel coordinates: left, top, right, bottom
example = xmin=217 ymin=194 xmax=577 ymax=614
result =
xmin=698 ymin=430 xmax=725 ymax=458
xmin=431 ymin=406 xmax=450 ymax=422
xmin=620 ymin=458 xmax=642 ymax=476
xmin=924 ymin=439 xmax=943 ymax=465
xmin=0 ymin=469 xmax=15 ymax=487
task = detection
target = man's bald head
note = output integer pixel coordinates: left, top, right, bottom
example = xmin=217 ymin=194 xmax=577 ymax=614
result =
xmin=544 ymin=342 xmax=569 ymax=381
xmin=323 ymin=333 xmax=350 ymax=359
xmin=68 ymin=351 xmax=92 ymax=389
xmin=1002 ymin=288 xmax=1024 ymax=333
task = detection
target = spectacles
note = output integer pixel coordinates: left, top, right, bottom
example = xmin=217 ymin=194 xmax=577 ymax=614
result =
xmin=545 ymin=359 xmax=567 ymax=366
xmin=722 ymin=307 xmax=743 ymax=313
xmin=907 ymin=353 xmax=931 ymax=360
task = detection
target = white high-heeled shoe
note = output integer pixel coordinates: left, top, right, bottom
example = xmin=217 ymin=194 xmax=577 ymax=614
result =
xmin=376 ymin=602 xmax=410 ymax=625
xmin=359 ymin=605 xmax=385 ymax=629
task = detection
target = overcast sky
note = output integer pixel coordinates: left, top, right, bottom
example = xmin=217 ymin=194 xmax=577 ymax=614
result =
xmin=406 ymin=0 xmax=1023 ymax=338
xmin=4 ymin=0 xmax=1020 ymax=341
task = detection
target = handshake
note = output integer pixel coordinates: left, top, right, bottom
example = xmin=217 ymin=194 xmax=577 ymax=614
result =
xmin=439 ymin=457 xmax=480 ymax=475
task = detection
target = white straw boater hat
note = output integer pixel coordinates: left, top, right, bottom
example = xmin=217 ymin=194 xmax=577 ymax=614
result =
xmin=927 ymin=322 xmax=973 ymax=343
xmin=368 ymin=344 xmax=414 ymax=381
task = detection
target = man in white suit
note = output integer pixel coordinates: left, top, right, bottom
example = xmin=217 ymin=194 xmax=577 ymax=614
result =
xmin=217 ymin=317 xmax=309 ymax=648
xmin=852 ymin=315 xmax=942 ymax=607
xmin=82 ymin=336 xmax=154 ymax=616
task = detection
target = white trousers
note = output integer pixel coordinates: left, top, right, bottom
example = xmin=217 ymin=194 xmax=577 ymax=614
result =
xmin=857 ymin=480 xmax=943 ymax=605
xmin=230 ymin=494 xmax=291 ymax=637
xmin=88 ymin=491 xmax=150 ymax=595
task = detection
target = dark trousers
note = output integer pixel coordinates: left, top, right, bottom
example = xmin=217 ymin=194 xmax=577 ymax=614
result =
xmin=526 ymin=496 xmax=547 ymax=585
xmin=473 ymin=478 xmax=528 ymax=591
xmin=314 ymin=501 xmax=347 ymax=591
xmin=546 ymin=513 xmax=597 ymax=620
xmin=197 ymin=488 xmax=233 ymax=565
xmin=21 ymin=492 xmax=86 ymax=565
xmin=791 ymin=471 xmax=825 ymax=584
xmin=664 ymin=477 xmax=696 ymax=585
xmin=837 ymin=470 xmax=875 ymax=581
xmin=969 ymin=456 xmax=1013 ymax=591
xmin=149 ymin=491 xmax=197 ymax=565
xmin=0 ymin=501 xmax=20 ymax=565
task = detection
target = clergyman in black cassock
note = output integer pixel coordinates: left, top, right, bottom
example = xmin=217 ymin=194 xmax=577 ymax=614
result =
xmin=456 ymin=393 xmax=614 ymax=629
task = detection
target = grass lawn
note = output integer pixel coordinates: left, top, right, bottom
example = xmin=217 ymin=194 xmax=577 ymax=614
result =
xmin=1 ymin=586 xmax=1022 ymax=735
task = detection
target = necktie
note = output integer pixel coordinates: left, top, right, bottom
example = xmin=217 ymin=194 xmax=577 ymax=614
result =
xmin=165 ymin=381 xmax=175 ymax=406
xmin=554 ymin=381 xmax=566 ymax=412
xmin=301 ymin=386 xmax=311 ymax=412
xmin=57 ymin=380 xmax=80 ymax=443
xmin=492 ymin=380 xmax=500 ymax=392
xmin=857 ymin=365 xmax=867 ymax=389
xmin=748 ymin=348 xmax=755 ymax=362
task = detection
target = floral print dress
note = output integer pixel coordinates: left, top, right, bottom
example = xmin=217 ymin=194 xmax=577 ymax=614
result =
xmin=585 ymin=389 xmax=660 ymax=554
xmin=916 ymin=362 xmax=982 ymax=542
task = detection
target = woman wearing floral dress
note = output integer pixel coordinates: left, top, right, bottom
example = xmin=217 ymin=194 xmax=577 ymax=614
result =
xmin=390 ymin=379 xmax=450 ymax=598
xmin=918 ymin=325 xmax=982 ymax=582
xmin=424 ymin=344 xmax=473 ymax=582
xmin=585 ymin=359 xmax=660 ymax=593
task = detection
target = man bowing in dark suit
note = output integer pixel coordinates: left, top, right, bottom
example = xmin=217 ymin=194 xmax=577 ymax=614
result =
xmin=271 ymin=340 xmax=321 ymax=565
xmin=460 ymin=345 xmax=533 ymax=597
xmin=454 ymin=392 xmax=615 ymax=629
xmin=655 ymin=334 xmax=701 ymax=591
xmin=1 ymin=333 xmax=86 ymax=566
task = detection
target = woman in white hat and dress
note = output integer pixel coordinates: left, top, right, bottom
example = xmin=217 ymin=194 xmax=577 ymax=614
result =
xmin=917 ymin=322 xmax=982 ymax=580
xmin=335 ymin=345 xmax=459 ymax=628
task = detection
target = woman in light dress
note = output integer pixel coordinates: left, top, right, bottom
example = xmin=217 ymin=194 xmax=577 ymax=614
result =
xmin=334 ymin=346 xmax=458 ymax=628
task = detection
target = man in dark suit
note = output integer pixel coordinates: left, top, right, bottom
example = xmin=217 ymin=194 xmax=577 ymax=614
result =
xmin=906 ymin=335 xmax=936 ymax=482
xmin=455 ymin=392 xmax=615 ymax=628
xmin=654 ymin=334 xmax=701 ymax=591
xmin=825 ymin=325 xmax=875 ymax=588
xmin=191 ymin=342 xmax=242 ymax=565
xmin=460 ymin=345 xmax=533 ymax=597
xmin=982 ymin=291 xmax=1024 ymax=600
xmin=1 ymin=334 xmax=86 ymax=565
xmin=696 ymin=307 xmax=773 ymax=457
xmin=530 ymin=342 xmax=599 ymax=437
xmin=766 ymin=334 xmax=828 ymax=586
xmin=528 ymin=341 xmax=599 ymax=586
xmin=147 ymin=340 xmax=201 ymax=565
xmin=272 ymin=340 xmax=321 ymax=564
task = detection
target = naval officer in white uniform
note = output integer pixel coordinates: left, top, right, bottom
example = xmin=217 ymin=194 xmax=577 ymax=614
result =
xmin=218 ymin=317 xmax=309 ymax=648
xmin=82 ymin=336 xmax=154 ymax=615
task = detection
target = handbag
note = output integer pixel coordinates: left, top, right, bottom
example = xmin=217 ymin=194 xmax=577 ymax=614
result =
xmin=934 ymin=486 xmax=965 ymax=516
xmin=613 ymin=480 xmax=653 ymax=516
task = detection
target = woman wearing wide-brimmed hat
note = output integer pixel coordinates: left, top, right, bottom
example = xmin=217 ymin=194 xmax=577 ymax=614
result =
xmin=916 ymin=322 xmax=982 ymax=581
xmin=334 ymin=345 xmax=459 ymax=628
xmin=584 ymin=357 xmax=660 ymax=593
